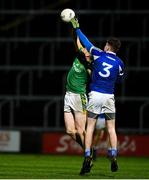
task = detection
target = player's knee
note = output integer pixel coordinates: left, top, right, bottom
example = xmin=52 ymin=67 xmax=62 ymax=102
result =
xmin=66 ymin=129 xmax=76 ymax=137
xmin=107 ymin=127 xmax=115 ymax=135
xmin=75 ymin=129 xmax=84 ymax=136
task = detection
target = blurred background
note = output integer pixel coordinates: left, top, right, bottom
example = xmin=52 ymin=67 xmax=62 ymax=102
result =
xmin=0 ymin=0 xmax=149 ymax=155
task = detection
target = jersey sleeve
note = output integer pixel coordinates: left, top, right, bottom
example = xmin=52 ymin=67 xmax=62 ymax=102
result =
xmin=76 ymin=29 xmax=94 ymax=52
xmin=76 ymin=29 xmax=103 ymax=59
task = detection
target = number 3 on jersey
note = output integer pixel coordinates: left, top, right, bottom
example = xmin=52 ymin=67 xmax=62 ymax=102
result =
xmin=99 ymin=62 xmax=113 ymax=77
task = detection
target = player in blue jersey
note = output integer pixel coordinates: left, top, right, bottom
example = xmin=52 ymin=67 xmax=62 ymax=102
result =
xmin=70 ymin=18 xmax=125 ymax=175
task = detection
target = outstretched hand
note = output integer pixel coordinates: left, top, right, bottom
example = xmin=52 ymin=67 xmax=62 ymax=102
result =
xmin=70 ymin=17 xmax=79 ymax=29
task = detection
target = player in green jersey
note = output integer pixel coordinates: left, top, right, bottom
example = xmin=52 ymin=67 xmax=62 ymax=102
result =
xmin=64 ymin=30 xmax=91 ymax=149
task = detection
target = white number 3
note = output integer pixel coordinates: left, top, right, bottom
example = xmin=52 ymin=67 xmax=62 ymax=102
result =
xmin=99 ymin=62 xmax=113 ymax=77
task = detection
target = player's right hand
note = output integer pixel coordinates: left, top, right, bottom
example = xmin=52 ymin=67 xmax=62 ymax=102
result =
xmin=70 ymin=17 xmax=79 ymax=29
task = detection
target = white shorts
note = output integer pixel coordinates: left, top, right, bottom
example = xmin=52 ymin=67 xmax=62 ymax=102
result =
xmin=87 ymin=91 xmax=115 ymax=115
xmin=64 ymin=91 xmax=87 ymax=113
xmin=95 ymin=114 xmax=106 ymax=129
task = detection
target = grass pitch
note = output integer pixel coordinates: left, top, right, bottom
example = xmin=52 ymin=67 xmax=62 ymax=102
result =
xmin=0 ymin=154 xmax=148 ymax=179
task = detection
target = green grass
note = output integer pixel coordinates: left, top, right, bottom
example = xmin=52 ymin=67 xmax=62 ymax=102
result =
xmin=0 ymin=154 xmax=148 ymax=179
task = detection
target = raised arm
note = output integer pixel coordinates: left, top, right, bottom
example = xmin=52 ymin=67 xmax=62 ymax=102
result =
xmin=70 ymin=18 xmax=94 ymax=53
xmin=76 ymin=29 xmax=94 ymax=53
xmin=76 ymin=36 xmax=91 ymax=63
xmin=76 ymin=36 xmax=83 ymax=51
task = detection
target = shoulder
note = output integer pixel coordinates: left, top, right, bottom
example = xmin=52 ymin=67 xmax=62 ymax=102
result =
xmin=90 ymin=46 xmax=103 ymax=54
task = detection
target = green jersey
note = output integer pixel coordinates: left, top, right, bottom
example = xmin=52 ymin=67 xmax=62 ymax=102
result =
xmin=66 ymin=57 xmax=88 ymax=94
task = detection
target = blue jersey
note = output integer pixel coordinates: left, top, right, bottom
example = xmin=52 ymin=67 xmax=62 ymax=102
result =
xmin=76 ymin=29 xmax=124 ymax=94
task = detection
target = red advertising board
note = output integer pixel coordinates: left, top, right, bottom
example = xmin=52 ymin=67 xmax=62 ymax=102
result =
xmin=42 ymin=132 xmax=149 ymax=156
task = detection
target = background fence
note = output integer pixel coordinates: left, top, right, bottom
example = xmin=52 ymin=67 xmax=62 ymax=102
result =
xmin=0 ymin=0 xmax=149 ymax=134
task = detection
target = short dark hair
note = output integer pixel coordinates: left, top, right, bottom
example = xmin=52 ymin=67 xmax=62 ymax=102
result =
xmin=107 ymin=37 xmax=121 ymax=53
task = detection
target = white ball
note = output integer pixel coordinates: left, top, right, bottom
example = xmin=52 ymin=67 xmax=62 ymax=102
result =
xmin=60 ymin=8 xmax=75 ymax=23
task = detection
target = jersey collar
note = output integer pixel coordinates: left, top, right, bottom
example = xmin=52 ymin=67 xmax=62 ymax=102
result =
xmin=106 ymin=51 xmax=116 ymax=55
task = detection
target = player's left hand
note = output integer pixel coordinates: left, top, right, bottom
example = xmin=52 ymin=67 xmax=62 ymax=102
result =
xmin=70 ymin=17 xmax=79 ymax=29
